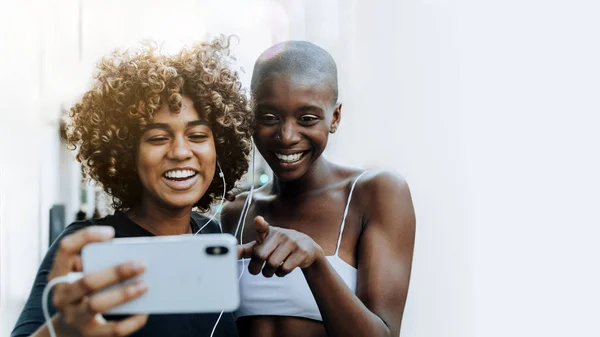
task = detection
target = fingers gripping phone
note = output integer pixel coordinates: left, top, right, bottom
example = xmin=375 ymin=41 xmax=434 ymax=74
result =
xmin=81 ymin=234 xmax=239 ymax=314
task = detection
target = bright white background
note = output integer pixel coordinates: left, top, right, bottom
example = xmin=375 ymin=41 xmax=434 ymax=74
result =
xmin=1 ymin=1 xmax=599 ymax=337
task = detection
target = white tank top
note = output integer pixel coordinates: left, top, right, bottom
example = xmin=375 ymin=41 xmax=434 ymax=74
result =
xmin=235 ymin=171 xmax=368 ymax=321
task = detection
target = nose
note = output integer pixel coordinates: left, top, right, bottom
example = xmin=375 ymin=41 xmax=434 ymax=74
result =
xmin=168 ymin=135 xmax=193 ymax=160
xmin=277 ymin=120 xmax=301 ymax=146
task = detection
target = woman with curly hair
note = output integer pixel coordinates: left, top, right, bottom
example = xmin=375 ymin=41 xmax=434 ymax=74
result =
xmin=11 ymin=36 xmax=252 ymax=337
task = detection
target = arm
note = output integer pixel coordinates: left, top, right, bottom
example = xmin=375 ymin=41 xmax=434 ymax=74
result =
xmin=243 ymin=171 xmax=415 ymax=337
xmin=11 ymin=225 xmax=148 ymax=337
xmin=11 ymin=224 xmax=86 ymax=337
xmin=303 ymin=171 xmax=415 ymax=336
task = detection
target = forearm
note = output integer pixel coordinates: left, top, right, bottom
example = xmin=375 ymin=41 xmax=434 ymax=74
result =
xmin=302 ymin=257 xmax=393 ymax=337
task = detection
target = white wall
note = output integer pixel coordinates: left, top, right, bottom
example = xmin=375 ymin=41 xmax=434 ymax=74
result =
xmin=456 ymin=1 xmax=600 ymax=336
xmin=0 ymin=0 xmax=75 ymax=333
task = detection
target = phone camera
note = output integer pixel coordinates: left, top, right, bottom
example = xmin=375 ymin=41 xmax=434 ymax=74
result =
xmin=206 ymin=246 xmax=228 ymax=255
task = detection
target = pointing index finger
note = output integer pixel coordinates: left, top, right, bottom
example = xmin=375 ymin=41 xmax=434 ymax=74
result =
xmin=254 ymin=216 xmax=270 ymax=243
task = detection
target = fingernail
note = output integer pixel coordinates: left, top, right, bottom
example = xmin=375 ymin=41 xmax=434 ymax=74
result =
xmin=130 ymin=261 xmax=146 ymax=271
xmin=129 ymin=281 xmax=147 ymax=293
xmin=90 ymin=226 xmax=114 ymax=236
xmin=135 ymin=281 xmax=148 ymax=292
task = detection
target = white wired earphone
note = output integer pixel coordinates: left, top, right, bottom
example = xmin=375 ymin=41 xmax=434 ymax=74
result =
xmin=195 ymin=160 xmax=226 ymax=235
xmin=196 ymin=144 xmax=258 ymax=337
xmin=43 ymin=145 xmax=259 ymax=337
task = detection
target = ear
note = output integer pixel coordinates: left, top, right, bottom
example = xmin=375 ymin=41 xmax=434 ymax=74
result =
xmin=330 ymin=103 xmax=342 ymax=134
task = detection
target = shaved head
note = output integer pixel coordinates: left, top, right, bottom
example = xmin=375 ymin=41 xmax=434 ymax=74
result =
xmin=251 ymin=41 xmax=338 ymax=105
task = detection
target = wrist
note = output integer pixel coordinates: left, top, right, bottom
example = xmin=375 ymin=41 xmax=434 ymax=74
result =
xmin=53 ymin=313 xmax=77 ymax=337
xmin=302 ymin=250 xmax=327 ymax=274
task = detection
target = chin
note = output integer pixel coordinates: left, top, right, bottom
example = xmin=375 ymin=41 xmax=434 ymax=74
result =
xmin=161 ymin=194 xmax=204 ymax=210
xmin=272 ymin=168 xmax=306 ymax=182
xmin=268 ymin=161 xmax=313 ymax=183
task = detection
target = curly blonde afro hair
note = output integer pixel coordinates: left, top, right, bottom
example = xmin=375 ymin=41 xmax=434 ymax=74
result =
xmin=66 ymin=36 xmax=253 ymax=212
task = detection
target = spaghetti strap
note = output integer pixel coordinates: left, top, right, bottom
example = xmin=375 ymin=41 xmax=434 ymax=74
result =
xmin=334 ymin=171 xmax=368 ymax=256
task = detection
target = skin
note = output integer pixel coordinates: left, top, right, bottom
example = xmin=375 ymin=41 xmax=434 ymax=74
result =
xmin=225 ymin=73 xmax=416 ymax=337
xmin=30 ymin=96 xmax=219 ymax=337
xmin=126 ymin=96 xmax=216 ymax=236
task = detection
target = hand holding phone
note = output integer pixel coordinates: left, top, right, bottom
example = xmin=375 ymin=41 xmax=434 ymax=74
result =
xmin=49 ymin=226 xmax=149 ymax=336
xmin=82 ymin=234 xmax=240 ymax=315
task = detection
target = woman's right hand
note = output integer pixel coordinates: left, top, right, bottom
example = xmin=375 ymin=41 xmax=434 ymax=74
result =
xmin=48 ymin=226 xmax=149 ymax=337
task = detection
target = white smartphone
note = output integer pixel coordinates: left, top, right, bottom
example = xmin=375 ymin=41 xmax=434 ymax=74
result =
xmin=81 ymin=234 xmax=239 ymax=315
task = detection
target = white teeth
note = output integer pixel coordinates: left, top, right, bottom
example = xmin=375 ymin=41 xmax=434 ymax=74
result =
xmin=164 ymin=170 xmax=196 ymax=179
xmin=275 ymin=152 xmax=304 ymax=163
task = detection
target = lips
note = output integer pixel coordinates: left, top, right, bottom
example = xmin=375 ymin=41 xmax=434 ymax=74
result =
xmin=274 ymin=151 xmax=307 ymax=163
xmin=163 ymin=169 xmax=197 ymax=180
xmin=271 ymin=150 xmax=311 ymax=169
xmin=161 ymin=168 xmax=199 ymax=190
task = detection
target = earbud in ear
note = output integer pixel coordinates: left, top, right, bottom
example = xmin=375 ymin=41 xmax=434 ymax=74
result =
xmin=217 ymin=160 xmax=225 ymax=178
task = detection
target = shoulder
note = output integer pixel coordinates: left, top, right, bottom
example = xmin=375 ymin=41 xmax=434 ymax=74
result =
xmin=221 ymin=191 xmax=249 ymax=235
xmin=52 ymin=214 xmax=123 ymax=247
xmin=354 ymin=170 xmax=415 ymax=226
xmin=58 ymin=218 xmax=103 ymax=241
xmin=45 ymin=221 xmax=90 ymax=259
xmin=221 ymin=185 xmax=270 ymax=235
xmin=357 ymin=170 xmax=410 ymax=198
xmin=42 ymin=217 xmax=112 ymax=272
xmin=63 ymin=220 xmax=94 ymax=235
xmin=332 ymin=163 xmax=409 ymax=196
xmin=223 ymin=191 xmax=250 ymax=213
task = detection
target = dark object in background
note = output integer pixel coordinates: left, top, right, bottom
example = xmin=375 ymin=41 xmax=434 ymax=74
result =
xmin=49 ymin=204 xmax=66 ymax=246
xmin=92 ymin=207 xmax=101 ymax=219
xmin=76 ymin=210 xmax=86 ymax=221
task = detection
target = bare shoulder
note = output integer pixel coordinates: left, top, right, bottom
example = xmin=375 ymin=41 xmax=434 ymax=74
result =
xmin=333 ymin=164 xmax=409 ymax=195
xmin=221 ymin=192 xmax=250 ymax=235
xmin=220 ymin=185 xmax=271 ymax=235
xmin=355 ymin=170 xmax=415 ymax=228
xmin=359 ymin=170 xmax=410 ymax=199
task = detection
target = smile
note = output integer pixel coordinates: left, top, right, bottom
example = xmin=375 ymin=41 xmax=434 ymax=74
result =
xmin=275 ymin=151 xmax=308 ymax=164
xmin=163 ymin=169 xmax=198 ymax=181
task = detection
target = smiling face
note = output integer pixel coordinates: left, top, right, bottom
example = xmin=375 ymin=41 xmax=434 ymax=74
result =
xmin=253 ymin=73 xmax=341 ymax=182
xmin=136 ymin=96 xmax=216 ymax=210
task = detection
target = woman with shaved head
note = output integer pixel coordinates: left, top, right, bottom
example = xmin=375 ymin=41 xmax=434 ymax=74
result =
xmin=224 ymin=41 xmax=415 ymax=337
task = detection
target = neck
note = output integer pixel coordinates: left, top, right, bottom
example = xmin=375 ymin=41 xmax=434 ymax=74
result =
xmin=127 ymin=198 xmax=193 ymax=236
xmin=271 ymin=156 xmax=335 ymax=199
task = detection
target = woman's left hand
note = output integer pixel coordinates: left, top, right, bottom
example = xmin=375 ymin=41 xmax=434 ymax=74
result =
xmin=241 ymin=216 xmax=324 ymax=277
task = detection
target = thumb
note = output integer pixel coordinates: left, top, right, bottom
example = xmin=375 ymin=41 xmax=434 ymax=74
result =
xmin=237 ymin=241 xmax=256 ymax=259
xmin=254 ymin=216 xmax=270 ymax=243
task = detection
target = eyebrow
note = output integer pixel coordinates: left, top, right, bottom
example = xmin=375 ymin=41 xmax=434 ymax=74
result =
xmin=256 ymin=104 xmax=324 ymax=114
xmin=187 ymin=120 xmax=211 ymax=127
xmin=298 ymin=105 xmax=324 ymax=113
xmin=256 ymin=104 xmax=277 ymax=111
xmin=143 ymin=120 xmax=211 ymax=131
